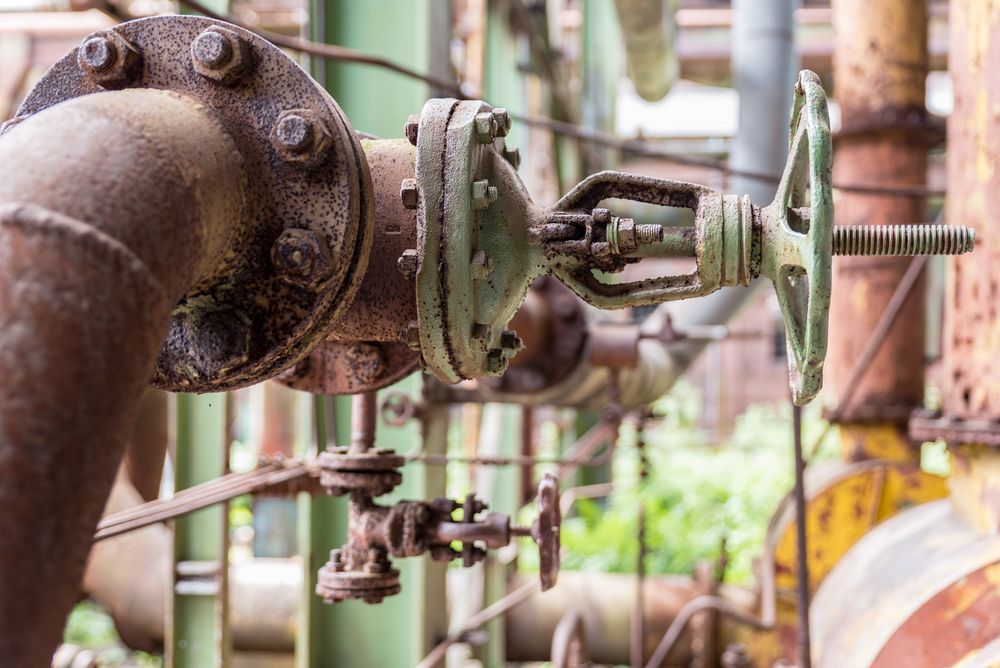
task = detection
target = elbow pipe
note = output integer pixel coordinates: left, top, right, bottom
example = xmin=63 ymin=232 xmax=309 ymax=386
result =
xmin=0 ymin=16 xmax=373 ymax=665
xmin=0 ymin=88 xmax=246 ymax=666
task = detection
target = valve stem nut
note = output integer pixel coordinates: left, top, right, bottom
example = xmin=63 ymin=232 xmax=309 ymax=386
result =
xmin=474 ymin=111 xmax=498 ymax=143
xmin=397 ymin=249 xmax=419 ymax=279
xmin=472 ymin=179 xmax=498 ymax=209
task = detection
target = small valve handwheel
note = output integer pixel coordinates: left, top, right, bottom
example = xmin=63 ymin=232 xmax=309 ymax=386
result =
xmin=533 ymin=472 xmax=561 ymax=591
xmin=759 ymin=69 xmax=833 ymax=405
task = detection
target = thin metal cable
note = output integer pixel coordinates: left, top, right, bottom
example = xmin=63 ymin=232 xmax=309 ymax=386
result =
xmin=169 ymin=0 xmax=944 ymax=199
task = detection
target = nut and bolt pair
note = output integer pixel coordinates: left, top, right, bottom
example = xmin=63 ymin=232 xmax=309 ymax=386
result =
xmin=190 ymin=27 xmax=252 ymax=85
xmin=271 ymin=109 xmax=334 ymax=167
xmin=77 ymin=31 xmax=142 ymax=87
xmin=475 ymin=108 xmax=511 ymax=144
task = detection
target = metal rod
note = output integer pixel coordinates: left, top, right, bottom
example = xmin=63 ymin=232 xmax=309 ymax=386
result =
xmin=792 ymin=403 xmax=812 ymax=668
xmin=631 ymin=415 xmax=649 ymax=668
xmin=349 ymin=391 xmax=377 ymax=453
xmin=644 ymin=595 xmax=769 ymax=668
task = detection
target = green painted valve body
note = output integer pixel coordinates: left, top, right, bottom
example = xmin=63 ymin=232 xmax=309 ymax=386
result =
xmin=407 ymin=70 xmax=972 ymax=405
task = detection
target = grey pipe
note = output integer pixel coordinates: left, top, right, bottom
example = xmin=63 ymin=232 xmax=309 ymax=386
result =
xmin=651 ymin=0 xmax=796 ymax=387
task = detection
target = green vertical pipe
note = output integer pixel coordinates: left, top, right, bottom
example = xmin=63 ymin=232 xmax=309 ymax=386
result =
xmin=297 ymin=2 xmax=451 ymax=665
xmin=170 ymin=393 xmax=230 ymax=668
xmin=297 ymin=380 xmax=448 ymax=667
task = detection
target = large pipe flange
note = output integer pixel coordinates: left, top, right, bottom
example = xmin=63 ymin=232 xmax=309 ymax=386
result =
xmin=11 ymin=15 xmax=373 ymax=392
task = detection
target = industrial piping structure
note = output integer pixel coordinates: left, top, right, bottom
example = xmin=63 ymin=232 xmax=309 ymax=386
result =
xmin=0 ymin=4 xmax=986 ymax=667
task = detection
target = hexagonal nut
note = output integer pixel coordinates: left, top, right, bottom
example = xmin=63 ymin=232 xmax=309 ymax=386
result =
xmin=472 ymin=180 xmax=498 ymax=210
xmin=191 ymin=26 xmax=252 ymax=86
xmin=400 ymin=178 xmax=420 ymax=210
xmin=486 ymin=349 xmax=507 ymax=376
xmin=503 ymin=145 xmax=522 ymax=170
xmin=397 ymin=249 xmax=419 ymax=279
xmin=345 ymin=343 xmax=385 ymax=383
xmin=271 ymin=109 xmax=334 ymax=167
xmin=404 ymin=114 xmax=420 ymax=146
xmin=500 ymin=329 xmax=523 ymax=351
xmin=492 ymin=108 xmax=511 ymax=137
xmin=77 ymin=31 xmax=142 ymax=88
xmin=474 ymin=111 xmax=498 ymax=144
xmin=271 ymin=228 xmax=335 ymax=287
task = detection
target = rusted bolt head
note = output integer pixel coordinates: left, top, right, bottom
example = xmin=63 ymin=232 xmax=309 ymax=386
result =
xmin=471 ymin=250 xmax=493 ymax=279
xmin=472 ymin=323 xmax=492 ymax=351
xmin=77 ymin=31 xmax=142 ymax=88
xmin=472 ymin=179 xmax=498 ymax=210
xmin=271 ymin=228 xmax=334 ymax=287
xmin=80 ymin=36 xmax=116 ymax=71
xmin=400 ymin=178 xmax=419 ymax=210
xmin=503 ymin=145 xmax=521 ymax=170
xmin=345 ymin=343 xmax=385 ymax=383
xmin=404 ymin=115 xmax=420 ymax=146
xmin=191 ymin=27 xmax=251 ymax=85
xmin=271 ymin=109 xmax=333 ymax=167
xmin=474 ymin=111 xmax=498 ymax=143
xmin=492 ymin=108 xmax=512 ymax=137
xmin=397 ymin=249 xmax=419 ymax=279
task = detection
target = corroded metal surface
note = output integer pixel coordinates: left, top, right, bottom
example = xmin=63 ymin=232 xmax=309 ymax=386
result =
xmin=812 ymin=500 xmax=1000 ymax=668
xmin=0 ymin=88 xmax=245 ymax=667
xmin=278 ymin=138 xmax=420 ymax=394
xmin=935 ymin=0 xmax=1000 ymax=425
xmin=481 ymin=277 xmax=588 ymax=395
xmin=13 ymin=15 xmax=373 ymax=392
xmin=768 ymin=459 xmax=946 ymax=595
xmin=827 ymin=0 xmax=929 ymax=422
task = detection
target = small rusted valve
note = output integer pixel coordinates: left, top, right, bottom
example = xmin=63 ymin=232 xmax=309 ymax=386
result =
xmin=316 ymin=474 xmax=561 ymax=604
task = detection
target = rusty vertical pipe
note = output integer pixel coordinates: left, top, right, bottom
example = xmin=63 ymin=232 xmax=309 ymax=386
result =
xmin=124 ymin=389 xmax=170 ymax=502
xmin=0 ymin=88 xmax=245 ymax=666
xmin=828 ymin=0 xmax=928 ymax=460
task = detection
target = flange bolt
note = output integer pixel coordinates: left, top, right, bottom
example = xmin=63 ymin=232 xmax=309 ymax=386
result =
xmin=79 ymin=36 xmax=116 ymax=72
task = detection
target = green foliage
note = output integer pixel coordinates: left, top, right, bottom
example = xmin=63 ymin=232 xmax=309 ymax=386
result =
xmin=64 ymin=600 xmax=162 ymax=667
xmin=553 ymin=380 xmax=837 ymax=584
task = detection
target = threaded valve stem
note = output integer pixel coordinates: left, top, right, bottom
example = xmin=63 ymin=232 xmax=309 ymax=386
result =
xmin=832 ymin=225 xmax=975 ymax=256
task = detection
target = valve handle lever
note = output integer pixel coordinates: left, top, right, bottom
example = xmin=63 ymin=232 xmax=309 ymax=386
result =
xmin=759 ymin=69 xmax=833 ymax=405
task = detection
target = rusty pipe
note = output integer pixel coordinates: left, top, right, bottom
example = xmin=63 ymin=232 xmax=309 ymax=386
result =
xmin=827 ymin=0 xmax=929 ymax=440
xmin=0 ymin=88 xmax=245 ymax=666
xmin=84 ymin=477 xmax=300 ymax=653
xmin=504 ymin=571 xmax=757 ymax=665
